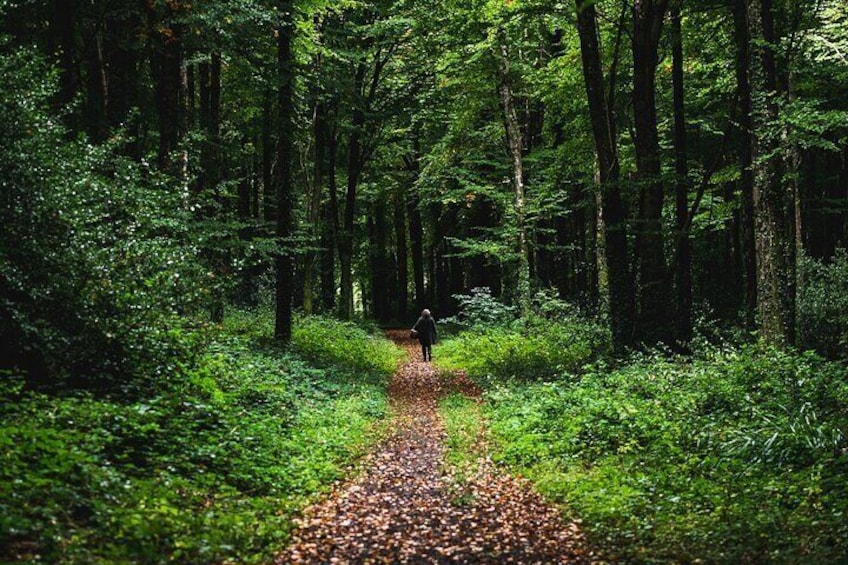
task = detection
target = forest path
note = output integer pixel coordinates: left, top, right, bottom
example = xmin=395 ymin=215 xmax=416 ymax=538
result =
xmin=277 ymin=330 xmax=590 ymax=564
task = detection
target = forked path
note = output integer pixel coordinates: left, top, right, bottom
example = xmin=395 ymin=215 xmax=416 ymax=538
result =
xmin=277 ymin=330 xmax=590 ymax=564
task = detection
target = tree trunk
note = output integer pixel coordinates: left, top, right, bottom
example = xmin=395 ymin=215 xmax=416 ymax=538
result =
xmin=208 ymin=52 xmax=222 ymax=194
xmin=84 ymin=29 xmax=108 ymax=142
xmin=497 ymin=37 xmax=531 ymax=314
xmin=394 ymin=186 xmax=409 ymax=319
xmin=303 ymin=100 xmax=327 ymax=314
xmin=321 ymin=126 xmax=341 ymax=313
xmin=252 ymin=130 xmax=261 ymax=218
xmin=198 ymin=51 xmax=225 ymax=322
xmin=275 ymin=2 xmax=296 ymax=343
xmin=49 ymin=0 xmax=78 ymax=122
xmin=338 ymin=62 xmax=368 ymax=320
xmin=670 ymin=4 xmax=692 ymax=343
xmin=632 ymin=0 xmax=671 ymax=345
xmin=262 ymin=90 xmax=275 ymax=222
xmin=406 ymin=143 xmax=426 ymax=311
xmin=150 ymin=10 xmax=185 ymax=170
xmin=367 ymin=198 xmax=393 ymax=323
xmin=574 ymin=0 xmax=635 ymax=348
xmin=733 ymin=0 xmax=758 ymax=329
xmin=104 ymin=8 xmax=141 ymax=156
xmin=319 ymin=201 xmax=336 ymax=313
xmin=746 ymin=0 xmax=795 ymax=345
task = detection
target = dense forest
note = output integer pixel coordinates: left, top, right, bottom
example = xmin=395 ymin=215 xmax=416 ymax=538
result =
xmin=2 ymin=0 xmax=847 ymax=563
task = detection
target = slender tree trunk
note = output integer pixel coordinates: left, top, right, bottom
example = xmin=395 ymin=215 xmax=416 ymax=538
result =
xmin=394 ymin=186 xmax=409 ymax=319
xmin=85 ymin=30 xmax=108 ymax=142
xmin=670 ymin=4 xmax=692 ymax=343
xmin=238 ymin=146 xmax=251 ymax=219
xmin=746 ymin=0 xmax=795 ymax=345
xmin=262 ymin=91 xmax=275 ymax=222
xmin=733 ymin=0 xmax=758 ymax=328
xmin=367 ymin=198 xmax=392 ymax=323
xmin=367 ymin=213 xmax=378 ymax=319
xmin=497 ymin=37 xmax=531 ymax=313
xmin=406 ymin=145 xmax=426 ymax=311
xmin=105 ymin=9 xmax=141 ymax=155
xmin=574 ymin=0 xmax=635 ymax=347
xmin=186 ymin=63 xmax=195 ymax=130
xmin=150 ymin=12 xmax=185 ymax=170
xmin=632 ymin=0 xmax=671 ymax=345
xmin=275 ymin=2 xmax=296 ymax=342
xmin=198 ymin=52 xmax=225 ymax=323
xmin=198 ymin=60 xmax=210 ymax=193
xmin=252 ymin=127 xmax=261 ymax=218
xmin=303 ymin=100 xmax=327 ymax=314
xmin=209 ymin=52 xmax=222 ymax=192
xmin=321 ymin=127 xmax=341 ymax=313
xmin=337 ymin=62 xmax=367 ymax=320
xmin=49 ymin=0 xmax=78 ymax=122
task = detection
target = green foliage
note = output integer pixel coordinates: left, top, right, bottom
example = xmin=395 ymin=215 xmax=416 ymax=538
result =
xmin=0 ymin=44 xmax=211 ymax=389
xmin=437 ymin=290 xmax=610 ymax=381
xmin=290 ymin=314 xmax=404 ymax=382
xmin=0 ymin=313 xmax=392 ymax=563
xmin=441 ymin=287 xmax=517 ymax=329
xmin=483 ymin=343 xmax=848 ymax=563
xmin=439 ymin=394 xmax=484 ymax=472
xmin=798 ymin=249 xmax=848 ymax=358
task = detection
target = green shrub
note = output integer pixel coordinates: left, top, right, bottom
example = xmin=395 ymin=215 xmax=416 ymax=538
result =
xmin=0 ymin=44 xmax=213 ymax=391
xmin=798 ymin=249 xmax=848 ymax=359
xmin=0 ymin=314 xmax=390 ymax=563
xmin=442 ymin=287 xmax=518 ymax=329
xmin=483 ymin=344 xmax=848 ymax=563
xmin=291 ymin=314 xmax=404 ymax=382
xmin=436 ymin=317 xmax=610 ymax=381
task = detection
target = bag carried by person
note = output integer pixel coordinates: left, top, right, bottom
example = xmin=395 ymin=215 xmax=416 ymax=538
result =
xmin=410 ymin=328 xmax=418 ymax=339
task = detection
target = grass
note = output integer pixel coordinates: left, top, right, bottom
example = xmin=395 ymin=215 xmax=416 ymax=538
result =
xmin=0 ymin=310 xmax=401 ymax=564
xmin=437 ymin=316 xmax=848 ymax=564
xmin=434 ymin=317 xmax=609 ymax=383
xmin=477 ymin=344 xmax=848 ymax=564
xmin=439 ymin=393 xmax=484 ymax=471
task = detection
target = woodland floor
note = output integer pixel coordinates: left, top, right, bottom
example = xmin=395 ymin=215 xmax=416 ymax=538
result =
xmin=276 ymin=330 xmax=591 ymax=564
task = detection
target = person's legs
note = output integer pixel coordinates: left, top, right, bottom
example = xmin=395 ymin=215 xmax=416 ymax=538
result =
xmin=421 ymin=343 xmax=428 ymax=361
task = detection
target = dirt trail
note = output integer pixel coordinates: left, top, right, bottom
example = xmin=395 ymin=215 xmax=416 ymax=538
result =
xmin=277 ymin=330 xmax=589 ymax=564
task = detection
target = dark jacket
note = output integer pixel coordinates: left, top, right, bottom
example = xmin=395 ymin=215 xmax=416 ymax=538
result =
xmin=413 ymin=315 xmax=438 ymax=345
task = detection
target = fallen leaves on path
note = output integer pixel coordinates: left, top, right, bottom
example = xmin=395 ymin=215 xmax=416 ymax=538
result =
xmin=277 ymin=330 xmax=590 ymax=564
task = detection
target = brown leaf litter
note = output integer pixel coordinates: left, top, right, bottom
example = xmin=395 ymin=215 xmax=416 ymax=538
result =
xmin=276 ymin=330 xmax=592 ymax=564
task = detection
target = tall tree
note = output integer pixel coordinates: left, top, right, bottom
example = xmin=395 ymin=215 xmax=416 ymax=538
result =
xmin=275 ymin=1 xmax=296 ymax=342
xmin=733 ymin=0 xmax=759 ymax=328
xmin=49 ymin=0 xmax=78 ymax=119
xmin=574 ymin=0 xmax=635 ymax=347
xmin=393 ymin=185 xmax=409 ymax=319
xmin=670 ymin=2 xmax=692 ymax=342
xmin=496 ymin=32 xmax=531 ymax=313
xmin=338 ymin=60 xmax=367 ymax=319
xmin=147 ymin=2 xmax=186 ymax=169
xmin=745 ymin=0 xmax=796 ymax=344
xmin=405 ymin=146 xmax=426 ymax=311
xmin=631 ymin=0 xmax=671 ymax=344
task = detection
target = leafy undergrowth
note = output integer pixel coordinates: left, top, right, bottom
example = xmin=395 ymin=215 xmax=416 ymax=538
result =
xmin=439 ymin=393 xmax=484 ymax=474
xmin=434 ymin=287 xmax=610 ymax=384
xmin=291 ymin=315 xmax=405 ymax=380
xmin=479 ymin=343 xmax=848 ymax=564
xmin=0 ymin=311 xmax=398 ymax=564
xmin=435 ymin=318 xmax=609 ymax=383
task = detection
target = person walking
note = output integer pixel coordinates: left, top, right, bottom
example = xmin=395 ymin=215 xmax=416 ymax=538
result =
xmin=411 ymin=309 xmax=438 ymax=362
